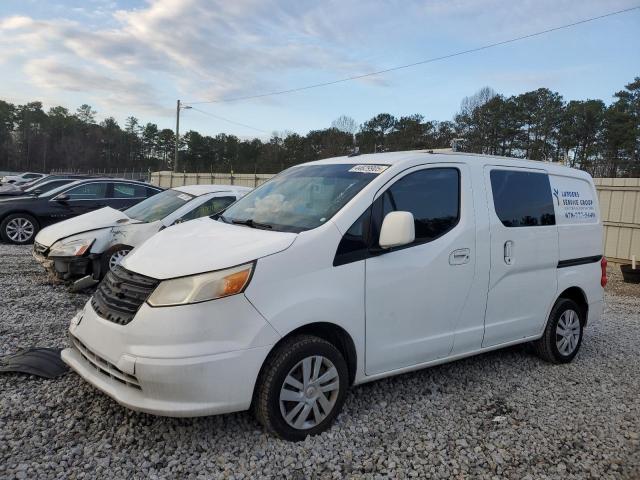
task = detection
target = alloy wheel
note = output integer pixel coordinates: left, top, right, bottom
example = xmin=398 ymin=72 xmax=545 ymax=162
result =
xmin=556 ymin=309 xmax=581 ymax=356
xmin=108 ymin=249 xmax=130 ymax=270
xmin=6 ymin=217 xmax=35 ymax=243
xmin=279 ymin=355 xmax=340 ymax=430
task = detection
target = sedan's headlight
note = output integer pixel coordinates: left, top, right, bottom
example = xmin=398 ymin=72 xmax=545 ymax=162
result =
xmin=49 ymin=238 xmax=95 ymax=257
xmin=147 ymin=263 xmax=254 ymax=307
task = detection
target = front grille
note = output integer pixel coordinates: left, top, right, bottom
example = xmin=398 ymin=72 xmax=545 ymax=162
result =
xmin=91 ymin=265 xmax=159 ymax=326
xmin=33 ymin=242 xmax=48 ymax=256
xmin=71 ymin=334 xmax=141 ymax=390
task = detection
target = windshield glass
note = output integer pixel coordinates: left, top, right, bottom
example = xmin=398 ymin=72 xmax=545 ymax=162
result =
xmin=40 ymin=181 xmax=81 ymax=198
xmin=124 ymin=189 xmax=194 ymax=222
xmin=221 ymin=163 xmax=387 ymax=232
xmin=24 ymin=180 xmax=64 ymax=194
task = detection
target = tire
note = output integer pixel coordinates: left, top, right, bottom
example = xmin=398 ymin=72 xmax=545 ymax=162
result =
xmin=533 ymin=298 xmax=584 ymax=364
xmin=0 ymin=213 xmax=39 ymax=244
xmin=100 ymin=245 xmax=132 ymax=277
xmin=253 ymin=334 xmax=349 ymax=441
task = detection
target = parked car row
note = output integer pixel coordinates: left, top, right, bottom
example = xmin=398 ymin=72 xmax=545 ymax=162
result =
xmin=0 ymin=178 xmax=163 ymax=245
xmin=20 ymin=152 xmax=606 ymax=440
xmin=33 ymin=184 xmax=251 ymax=287
xmin=0 ymin=174 xmax=92 ymax=197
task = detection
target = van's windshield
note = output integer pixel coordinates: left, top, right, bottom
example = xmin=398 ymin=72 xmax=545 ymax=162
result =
xmin=221 ymin=163 xmax=387 ymax=233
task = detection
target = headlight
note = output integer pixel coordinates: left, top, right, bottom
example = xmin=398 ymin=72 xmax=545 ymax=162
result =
xmin=49 ymin=238 xmax=95 ymax=257
xmin=147 ymin=263 xmax=254 ymax=307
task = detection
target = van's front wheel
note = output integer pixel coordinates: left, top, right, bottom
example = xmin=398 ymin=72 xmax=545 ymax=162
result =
xmin=534 ymin=298 xmax=584 ymax=364
xmin=253 ymin=335 xmax=348 ymax=441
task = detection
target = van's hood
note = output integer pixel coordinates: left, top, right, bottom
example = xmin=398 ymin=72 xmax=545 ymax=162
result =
xmin=35 ymin=207 xmax=134 ymax=247
xmin=122 ymin=217 xmax=297 ymax=279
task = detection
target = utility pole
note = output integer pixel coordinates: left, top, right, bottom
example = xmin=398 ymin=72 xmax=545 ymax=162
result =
xmin=174 ymin=99 xmax=191 ymax=172
xmin=175 ymin=100 xmax=180 ymax=172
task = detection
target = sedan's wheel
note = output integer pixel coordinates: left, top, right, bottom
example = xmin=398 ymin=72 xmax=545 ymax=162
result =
xmin=254 ymin=334 xmax=349 ymax=441
xmin=534 ymin=298 xmax=584 ymax=364
xmin=108 ymin=248 xmax=131 ymax=270
xmin=1 ymin=214 xmax=39 ymax=244
xmin=99 ymin=245 xmax=133 ymax=279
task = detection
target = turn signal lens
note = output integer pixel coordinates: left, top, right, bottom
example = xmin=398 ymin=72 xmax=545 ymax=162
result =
xmin=75 ymin=244 xmax=91 ymax=256
xmin=147 ymin=263 xmax=254 ymax=307
xmin=222 ymin=269 xmax=251 ymax=296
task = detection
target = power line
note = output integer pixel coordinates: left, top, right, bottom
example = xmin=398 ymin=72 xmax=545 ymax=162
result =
xmin=185 ymin=5 xmax=640 ymax=106
xmin=188 ymin=106 xmax=270 ymax=134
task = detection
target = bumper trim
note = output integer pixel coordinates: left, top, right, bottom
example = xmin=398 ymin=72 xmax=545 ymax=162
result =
xmin=70 ymin=334 xmax=140 ymax=389
xmin=62 ymin=346 xmax=268 ymax=417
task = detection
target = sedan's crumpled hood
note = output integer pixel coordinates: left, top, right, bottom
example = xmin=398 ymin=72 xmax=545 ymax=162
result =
xmin=122 ymin=217 xmax=297 ymax=279
xmin=35 ymin=207 xmax=134 ymax=247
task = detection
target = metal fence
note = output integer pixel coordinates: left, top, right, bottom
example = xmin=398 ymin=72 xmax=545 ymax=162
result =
xmin=150 ymin=172 xmax=640 ymax=263
xmin=150 ymin=171 xmax=274 ymax=188
xmin=51 ymin=169 xmax=152 ymax=182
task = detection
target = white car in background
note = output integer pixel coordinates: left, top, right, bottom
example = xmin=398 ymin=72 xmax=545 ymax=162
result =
xmin=33 ymin=184 xmax=251 ymax=285
xmin=1 ymin=172 xmax=47 ymax=185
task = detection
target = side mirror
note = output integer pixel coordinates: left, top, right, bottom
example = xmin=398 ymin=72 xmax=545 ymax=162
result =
xmin=56 ymin=193 xmax=70 ymax=202
xmin=379 ymin=211 xmax=415 ymax=249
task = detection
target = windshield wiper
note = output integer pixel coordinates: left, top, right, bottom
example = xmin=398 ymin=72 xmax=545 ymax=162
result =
xmin=231 ymin=218 xmax=272 ymax=230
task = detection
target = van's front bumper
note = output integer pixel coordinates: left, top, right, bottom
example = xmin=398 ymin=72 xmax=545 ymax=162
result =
xmin=62 ymin=296 xmax=280 ymax=417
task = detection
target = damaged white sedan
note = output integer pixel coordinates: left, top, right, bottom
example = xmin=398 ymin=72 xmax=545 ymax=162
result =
xmin=33 ymin=184 xmax=251 ymax=287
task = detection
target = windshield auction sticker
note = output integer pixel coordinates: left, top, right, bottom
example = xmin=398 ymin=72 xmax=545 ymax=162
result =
xmin=348 ymin=165 xmax=389 ymax=174
xmin=550 ymin=178 xmax=597 ymax=224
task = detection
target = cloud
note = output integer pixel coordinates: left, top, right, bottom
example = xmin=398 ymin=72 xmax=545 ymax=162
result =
xmin=0 ymin=0 xmax=381 ymax=115
xmin=23 ymin=57 xmax=166 ymax=112
xmin=1 ymin=0 xmax=637 ymax=118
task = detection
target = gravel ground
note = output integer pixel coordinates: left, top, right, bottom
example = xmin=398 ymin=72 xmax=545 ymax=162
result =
xmin=1 ymin=244 xmax=639 ymax=479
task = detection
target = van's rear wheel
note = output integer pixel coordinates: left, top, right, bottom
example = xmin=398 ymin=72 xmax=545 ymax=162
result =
xmin=253 ymin=335 xmax=348 ymax=441
xmin=534 ymin=298 xmax=584 ymax=364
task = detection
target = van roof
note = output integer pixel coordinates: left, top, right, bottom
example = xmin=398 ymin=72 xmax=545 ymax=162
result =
xmin=307 ymin=150 xmax=592 ymax=179
xmin=173 ymin=184 xmax=252 ymax=196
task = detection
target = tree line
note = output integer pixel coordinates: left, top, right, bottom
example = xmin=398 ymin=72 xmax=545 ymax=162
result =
xmin=0 ymin=77 xmax=637 ymax=177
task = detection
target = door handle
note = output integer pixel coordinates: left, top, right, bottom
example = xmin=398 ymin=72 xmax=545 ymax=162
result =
xmin=504 ymin=240 xmax=514 ymax=265
xmin=449 ymin=248 xmax=470 ymax=265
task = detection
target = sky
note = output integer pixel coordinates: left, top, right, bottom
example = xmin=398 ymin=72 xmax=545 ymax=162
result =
xmin=0 ymin=0 xmax=639 ymax=140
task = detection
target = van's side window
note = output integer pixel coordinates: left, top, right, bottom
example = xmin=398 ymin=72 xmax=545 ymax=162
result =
xmin=379 ymin=167 xmax=460 ymax=246
xmin=490 ymin=170 xmax=555 ymax=227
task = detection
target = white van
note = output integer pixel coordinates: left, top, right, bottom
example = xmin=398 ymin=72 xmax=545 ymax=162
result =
xmin=62 ymin=151 xmax=606 ymax=440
